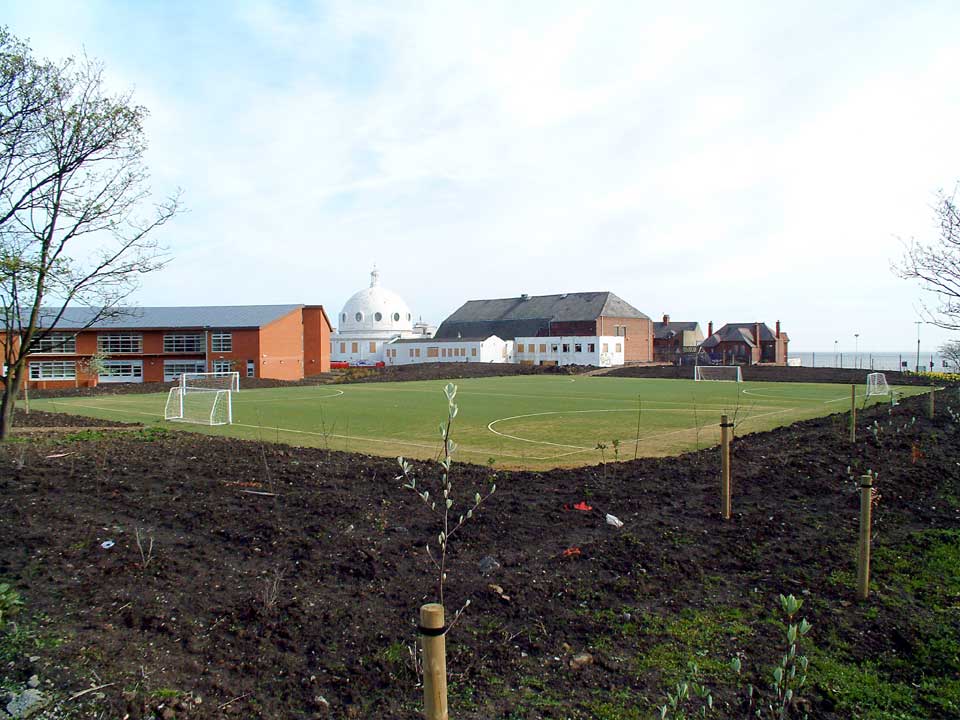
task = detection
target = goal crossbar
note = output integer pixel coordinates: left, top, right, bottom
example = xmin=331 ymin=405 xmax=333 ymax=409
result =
xmin=694 ymin=365 xmax=743 ymax=382
xmin=180 ymin=371 xmax=240 ymax=393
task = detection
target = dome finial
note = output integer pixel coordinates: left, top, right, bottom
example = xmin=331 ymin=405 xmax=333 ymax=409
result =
xmin=370 ymin=266 xmax=380 ymax=288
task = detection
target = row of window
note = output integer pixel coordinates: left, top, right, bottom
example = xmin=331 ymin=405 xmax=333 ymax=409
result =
xmin=341 ymin=311 xmax=412 ymax=324
xmin=29 ymin=358 xmax=257 ymax=381
xmin=28 ymin=332 xmax=234 ymax=354
xmin=516 ymin=342 xmax=621 ymax=354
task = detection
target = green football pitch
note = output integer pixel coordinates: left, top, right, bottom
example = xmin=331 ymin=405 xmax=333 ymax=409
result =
xmin=30 ymin=376 xmax=923 ymax=469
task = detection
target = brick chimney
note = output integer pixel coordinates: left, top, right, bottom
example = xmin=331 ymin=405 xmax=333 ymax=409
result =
xmin=754 ymin=322 xmax=761 ymax=346
xmin=662 ymin=313 xmax=670 ymax=325
xmin=707 ymin=321 xmax=713 ymax=337
xmin=775 ymin=320 xmax=781 ymax=339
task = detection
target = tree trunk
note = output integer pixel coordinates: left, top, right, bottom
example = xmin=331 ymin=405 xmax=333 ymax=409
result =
xmin=0 ymin=365 xmax=24 ymax=440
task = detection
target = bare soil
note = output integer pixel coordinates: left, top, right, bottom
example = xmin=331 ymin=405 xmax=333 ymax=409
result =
xmin=0 ymin=392 xmax=958 ymax=719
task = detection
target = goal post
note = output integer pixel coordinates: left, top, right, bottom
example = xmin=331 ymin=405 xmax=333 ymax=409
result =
xmin=164 ymin=387 xmax=233 ymax=425
xmin=694 ymin=365 xmax=743 ymax=382
xmin=180 ymin=371 xmax=240 ymax=393
xmin=865 ymin=372 xmax=890 ymax=397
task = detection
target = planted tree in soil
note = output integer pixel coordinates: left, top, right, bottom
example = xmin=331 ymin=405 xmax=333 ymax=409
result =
xmin=396 ymin=382 xmax=496 ymax=718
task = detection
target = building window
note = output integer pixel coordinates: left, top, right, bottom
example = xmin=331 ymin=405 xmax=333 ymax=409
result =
xmin=355 ymin=312 xmax=363 ymax=322
xmin=562 ymin=344 xmax=570 ymax=352
xmin=407 ymin=313 xmax=411 ymax=321
xmin=471 ymin=348 xmax=477 ymax=357
xmin=32 ymin=333 xmax=76 ymax=354
xmin=247 ymin=359 xmax=255 ymax=377
xmin=98 ymin=333 xmax=142 ymax=353
xmin=211 ymin=333 xmax=232 ymax=352
xmin=588 ymin=343 xmax=595 ymax=352
xmin=351 ymin=342 xmax=359 ymax=353
xmin=29 ymin=360 xmax=76 ymax=380
xmin=551 ymin=344 xmax=559 ymax=353
xmin=393 ymin=312 xmax=400 ymax=321
xmin=575 ymin=343 xmax=582 ymax=353
xmin=100 ymin=360 xmax=143 ymax=381
xmin=213 ymin=360 xmax=232 ymax=373
xmin=369 ymin=342 xmax=377 ymax=353
xmin=615 ymin=343 xmax=622 ymax=353
xmin=163 ymin=334 xmax=204 ymax=353
xmin=428 ymin=347 xmax=439 ymax=358
xmin=517 ymin=343 xmax=524 ymax=353
xmin=375 ymin=312 xmax=382 ymax=322
xmin=539 ymin=343 xmax=546 ymax=353
xmin=415 ymin=348 xmax=421 ymax=357
xmin=341 ymin=313 xmax=346 ymax=323
xmin=340 ymin=342 xmax=346 ymax=353
xmin=163 ymin=360 xmax=206 ymax=382
xmin=602 ymin=343 xmax=609 ymax=353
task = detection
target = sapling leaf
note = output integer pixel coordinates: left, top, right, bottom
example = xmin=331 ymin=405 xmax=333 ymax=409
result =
xmin=446 ymin=498 xmax=452 ymax=509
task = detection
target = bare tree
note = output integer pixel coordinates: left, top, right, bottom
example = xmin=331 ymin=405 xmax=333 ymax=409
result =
xmin=895 ymin=188 xmax=960 ymax=331
xmin=941 ymin=339 xmax=960 ymax=370
xmin=0 ymin=28 xmax=179 ymax=438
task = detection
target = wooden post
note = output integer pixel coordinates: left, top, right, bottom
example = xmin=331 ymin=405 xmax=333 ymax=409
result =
xmin=420 ymin=603 xmax=448 ymax=720
xmin=720 ymin=414 xmax=732 ymax=520
xmin=928 ymin=387 xmax=935 ymax=420
xmin=857 ymin=474 xmax=873 ymax=600
xmin=849 ymin=384 xmax=856 ymax=443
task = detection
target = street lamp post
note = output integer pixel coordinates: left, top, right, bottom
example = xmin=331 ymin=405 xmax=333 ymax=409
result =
xmin=834 ymin=340 xmax=838 ymax=368
xmin=854 ymin=334 xmax=859 ymax=369
xmin=915 ymin=321 xmax=922 ymax=373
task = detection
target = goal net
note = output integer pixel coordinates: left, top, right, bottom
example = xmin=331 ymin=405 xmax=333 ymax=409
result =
xmin=694 ymin=365 xmax=743 ymax=382
xmin=180 ymin=371 xmax=240 ymax=392
xmin=164 ymin=387 xmax=233 ymax=425
xmin=865 ymin=372 xmax=890 ymax=397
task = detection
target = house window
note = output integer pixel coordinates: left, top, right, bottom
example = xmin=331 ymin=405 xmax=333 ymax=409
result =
xmin=471 ymin=348 xmax=477 ymax=357
xmin=247 ymin=360 xmax=256 ymax=377
xmin=588 ymin=343 xmax=595 ymax=352
xmin=32 ymin=333 xmax=76 ymax=354
xmin=98 ymin=333 xmax=142 ymax=353
xmin=351 ymin=342 xmax=359 ymax=353
xmin=211 ymin=333 xmax=232 ymax=352
xmin=163 ymin=360 xmax=206 ymax=382
xmin=539 ymin=344 xmax=546 ymax=353
xmin=615 ymin=343 xmax=622 ymax=353
xmin=163 ymin=334 xmax=204 ymax=353
xmin=369 ymin=342 xmax=377 ymax=353
xmin=213 ymin=360 xmax=232 ymax=373
xmin=575 ymin=343 xmax=582 ymax=353
xmin=29 ymin=360 xmax=76 ymax=380
xmin=99 ymin=360 xmax=143 ymax=382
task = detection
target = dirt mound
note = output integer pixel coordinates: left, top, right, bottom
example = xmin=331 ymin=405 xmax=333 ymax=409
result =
xmin=0 ymin=391 xmax=957 ymax=718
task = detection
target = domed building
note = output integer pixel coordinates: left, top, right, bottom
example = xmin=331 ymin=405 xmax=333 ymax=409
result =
xmin=331 ymin=270 xmax=435 ymax=365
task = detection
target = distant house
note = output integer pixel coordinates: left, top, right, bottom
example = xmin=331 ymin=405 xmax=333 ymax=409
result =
xmin=435 ymin=291 xmax=653 ymax=364
xmin=653 ymin=314 xmax=704 ymax=363
xmin=700 ymin=321 xmax=789 ymax=365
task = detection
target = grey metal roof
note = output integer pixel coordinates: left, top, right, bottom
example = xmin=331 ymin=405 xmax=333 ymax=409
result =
xmin=34 ymin=305 xmax=304 ymax=330
xmin=701 ymin=322 xmax=777 ymax=349
xmin=654 ymin=321 xmax=700 ymax=341
xmin=435 ymin=292 xmax=648 ymax=340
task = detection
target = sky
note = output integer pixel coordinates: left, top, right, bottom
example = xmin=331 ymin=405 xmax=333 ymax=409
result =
xmin=4 ymin=0 xmax=960 ymax=352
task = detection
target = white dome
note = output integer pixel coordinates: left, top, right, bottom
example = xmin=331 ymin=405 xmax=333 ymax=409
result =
xmin=337 ymin=270 xmax=414 ymax=336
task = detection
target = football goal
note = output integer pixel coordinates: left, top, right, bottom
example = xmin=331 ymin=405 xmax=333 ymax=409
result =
xmin=180 ymin=371 xmax=240 ymax=393
xmin=865 ymin=372 xmax=890 ymax=397
xmin=694 ymin=365 xmax=743 ymax=382
xmin=164 ymin=387 xmax=233 ymax=425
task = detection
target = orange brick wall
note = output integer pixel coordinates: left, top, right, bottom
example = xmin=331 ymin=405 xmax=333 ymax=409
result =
xmin=258 ymin=311 xmax=306 ymax=381
xmin=303 ymin=306 xmax=332 ymax=375
xmin=597 ymin=316 xmax=653 ymax=362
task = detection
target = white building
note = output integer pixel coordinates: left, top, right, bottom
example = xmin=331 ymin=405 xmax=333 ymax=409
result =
xmin=514 ymin=336 xmax=625 ymax=367
xmin=385 ymin=336 xmax=513 ymax=366
xmin=331 ymin=270 xmax=434 ymax=365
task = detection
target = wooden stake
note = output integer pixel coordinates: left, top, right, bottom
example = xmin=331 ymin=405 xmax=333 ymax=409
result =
xmin=857 ymin=474 xmax=873 ymax=600
xmin=720 ymin=414 xmax=732 ymax=520
xmin=420 ymin=603 xmax=448 ymax=720
xmin=849 ymin=384 xmax=856 ymax=443
xmin=928 ymin=387 xmax=935 ymax=420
